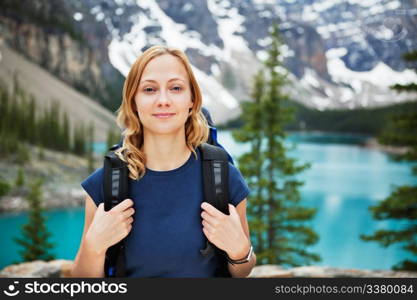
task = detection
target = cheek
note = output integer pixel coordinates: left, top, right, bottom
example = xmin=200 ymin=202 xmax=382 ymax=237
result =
xmin=135 ymin=96 xmax=153 ymax=115
xmin=134 ymin=99 xmax=152 ymax=130
xmin=177 ymin=91 xmax=193 ymax=111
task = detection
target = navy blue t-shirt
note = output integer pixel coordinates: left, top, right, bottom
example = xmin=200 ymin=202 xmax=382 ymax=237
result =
xmin=80 ymin=148 xmax=250 ymax=278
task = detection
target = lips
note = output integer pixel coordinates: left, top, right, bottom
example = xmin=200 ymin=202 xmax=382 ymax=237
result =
xmin=152 ymin=113 xmax=176 ymax=119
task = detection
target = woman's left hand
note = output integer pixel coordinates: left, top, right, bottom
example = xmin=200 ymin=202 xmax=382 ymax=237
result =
xmin=201 ymin=202 xmax=250 ymax=260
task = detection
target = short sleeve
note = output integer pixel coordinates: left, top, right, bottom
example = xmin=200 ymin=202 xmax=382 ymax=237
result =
xmin=81 ymin=167 xmax=104 ymax=207
xmin=228 ymin=162 xmax=250 ymax=207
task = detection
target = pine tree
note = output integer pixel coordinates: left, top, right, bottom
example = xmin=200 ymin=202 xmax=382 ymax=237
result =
xmin=14 ymin=179 xmax=55 ymax=262
xmin=106 ymin=127 xmax=121 ymax=151
xmin=49 ymin=101 xmax=60 ymax=150
xmin=232 ymin=70 xmax=267 ymax=257
xmin=0 ymin=81 xmax=11 ymax=156
xmin=27 ymin=95 xmax=37 ymax=144
xmin=360 ymin=50 xmax=417 ymax=271
xmin=72 ymin=123 xmax=86 ymax=156
xmin=62 ymin=112 xmax=70 ymax=152
xmin=233 ymin=23 xmax=320 ymax=266
xmin=18 ymin=90 xmax=29 ymax=141
xmin=9 ymin=88 xmax=19 ymax=138
xmin=87 ymin=122 xmax=95 ymax=173
xmin=12 ymin=71 xmax=21 ymax=99
xmin=0 ymin=175 xmax=11 ymax=197
xmin=15 ymin=168 xmax=25 ymax=187
xmin=38 ymin=106 xmax=49 ymax=149
xmin=16 ymin=143 xmax=30 ymax=165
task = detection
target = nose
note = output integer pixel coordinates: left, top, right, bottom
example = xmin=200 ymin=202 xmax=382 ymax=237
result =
xmin=156 ymin=89 xmax=171 ymax=107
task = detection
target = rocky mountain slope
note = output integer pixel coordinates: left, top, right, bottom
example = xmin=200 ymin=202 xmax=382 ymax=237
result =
xmin=93 ymin=0 xmax=417 ymax=119
xmin=0 ymin=43 xmax=117 ymax=142
xmin=0 ymin=0 xmax=125 ymax=112
xmin=1 ymin=0 xmax=417 ymax=124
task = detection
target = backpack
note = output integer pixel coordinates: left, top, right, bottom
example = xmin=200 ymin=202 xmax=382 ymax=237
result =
xmin=202 ymin=107 xmax=234 ymax=165
xmin=103 ymin=109 xmax=233 ymax=278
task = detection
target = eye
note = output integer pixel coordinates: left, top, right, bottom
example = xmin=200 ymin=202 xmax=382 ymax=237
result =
xmin=143 ymin=87 xmax=156 ymax=93
xmin=171 ymin=86 xmax=182 ymax=92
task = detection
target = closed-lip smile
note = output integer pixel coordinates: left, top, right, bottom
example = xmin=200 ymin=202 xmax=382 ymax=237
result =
xmin=152 ymin=113 xmax=176 ymax=118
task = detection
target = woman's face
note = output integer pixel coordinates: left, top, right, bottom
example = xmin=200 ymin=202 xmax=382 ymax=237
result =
xmin=135 ymin=54 xmax=193 ymax=136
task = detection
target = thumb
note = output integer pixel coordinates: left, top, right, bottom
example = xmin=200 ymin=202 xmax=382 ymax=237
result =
xmin=228 ymin=204 xmax=238 ymax=217
xmin=98 ymin=202 xmax=104 ymax=210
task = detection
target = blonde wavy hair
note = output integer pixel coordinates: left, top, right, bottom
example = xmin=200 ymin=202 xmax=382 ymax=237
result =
xmin=115 ymin=45 xmax=209 ymax=180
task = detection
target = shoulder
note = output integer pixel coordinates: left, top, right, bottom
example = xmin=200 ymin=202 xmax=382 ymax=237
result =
xmin=83 ymin=167 xmax=104 ymax=185
xmin=227 ymin=162 xmax=250 ymax=207
xmin=197 ymin=144 xmax=249 ymax=206
xmin=80 ymin=167 xmax=104 ymax=207
xmin=228 ymin=162 xmax=242 ymax=179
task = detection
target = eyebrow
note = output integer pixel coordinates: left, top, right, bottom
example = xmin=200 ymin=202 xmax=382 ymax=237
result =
xmin=140 ymin=78 xmax=186 ymax=84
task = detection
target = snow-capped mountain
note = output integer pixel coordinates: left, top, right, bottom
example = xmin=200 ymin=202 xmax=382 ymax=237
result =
xmin=83 ymin=0 xmax=417 ymax=120
xmin=3 ymin=0 xmax=417 ymax=123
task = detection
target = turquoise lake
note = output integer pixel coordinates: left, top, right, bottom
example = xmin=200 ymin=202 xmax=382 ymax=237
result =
xmin=0 ymin=131 xmax=416 ymax=270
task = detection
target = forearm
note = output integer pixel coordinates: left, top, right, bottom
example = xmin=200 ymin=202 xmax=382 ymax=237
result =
xmin=228 ymin=252 xmax=257 ymax=278
xmin=70 ymin=240 xmax=106 ymax=278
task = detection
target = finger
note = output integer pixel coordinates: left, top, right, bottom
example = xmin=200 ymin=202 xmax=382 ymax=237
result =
xmin=228 ymin=204 xmax=238 ymax=216
xmin=201 ymin=202 xmax=224 ymax=218
xmin=111 ymin=199 xmax=134 ymax=212
xmin=126 ymin=217 xmax=134 ymax=225
xmin=124 ymin=224 xmax=132 ymax=236
xmin=229 ymin=204 xmax=243 ymax=224
xmin=202 ymin=220 xmax=215 ymax=234
xmin=202 ymin=224 xmax=213 ymax=238
xmin=201 ymin=211 xmax=218 ymax=226
xmin=122 ymin=207 xmax=135 ymax=218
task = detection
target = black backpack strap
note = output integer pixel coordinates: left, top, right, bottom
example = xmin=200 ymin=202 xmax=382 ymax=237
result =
xmin=198 ymin=143 xmax=231 ymax=277
xmin=199 ymin=143 xmax=230 ymax=214
xmin=103 ymin=152 xmax=129 ymax=211
xmin=103 ymin=151 xmax=129 ymax=277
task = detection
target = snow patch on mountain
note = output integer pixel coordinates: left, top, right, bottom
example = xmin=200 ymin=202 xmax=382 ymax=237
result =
xmin=327 ymin=48 xmax=417 ymax=89
xmin=139 ymin=0 xmax=221 ymax=57
xmin=301 ymin=68 xmax=320 ymax=88
xmin=207 ymin=0 xmax=251 ymax=62
xmin=193 ymin=67 xmax=238 ymax=109
xmin=98 ymin=0 xmax=417 ymax=117
xmin=106 ymin=0 xmax=241 ymax=123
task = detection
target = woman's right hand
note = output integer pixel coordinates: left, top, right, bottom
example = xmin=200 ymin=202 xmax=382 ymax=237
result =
xmin=84 ymin=199 xmax=135 ymax=255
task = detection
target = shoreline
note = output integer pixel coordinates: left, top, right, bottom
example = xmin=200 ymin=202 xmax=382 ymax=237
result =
xmin=0 ymin=191 xmax=84 ymax=214
xmin=287 ymin=130 xmax=409 ymax=156
xmin=362 ymin=137 xmax=409 ymax=156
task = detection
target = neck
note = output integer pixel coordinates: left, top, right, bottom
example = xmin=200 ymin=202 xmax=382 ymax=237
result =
xmin=142 ymin=129 xmax=191 ymax=171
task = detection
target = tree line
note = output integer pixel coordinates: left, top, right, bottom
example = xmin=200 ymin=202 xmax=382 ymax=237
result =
xmin=0 ymin=75 xmax=99 ymax=163
xmin=222 ymin=91 xmax=417 ymax=137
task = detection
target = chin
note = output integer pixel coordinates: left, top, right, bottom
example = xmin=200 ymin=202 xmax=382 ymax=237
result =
xmin=146 ymin=124 xmax=185 ymax=136
xmin=142 ymin=115 xmax=189 ymax=135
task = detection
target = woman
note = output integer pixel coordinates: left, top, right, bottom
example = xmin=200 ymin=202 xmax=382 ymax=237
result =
xmin=71 ymin=45 xmax=256 ymax=278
